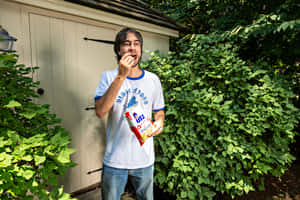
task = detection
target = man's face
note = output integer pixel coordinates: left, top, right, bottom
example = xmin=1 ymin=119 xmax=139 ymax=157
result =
xmin=118 ymin=32 xmax=142 ymax=67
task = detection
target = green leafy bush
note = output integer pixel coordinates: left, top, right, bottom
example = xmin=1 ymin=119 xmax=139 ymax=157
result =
xmin=229 ymin=1 xmax=300 ymax=103
xmin=143 ymin=0 xmax=300 ymax=103
xmin=0 ymin=53 xmax=76 ymax=200
xmin=142 ymin=33 xmax=299 ymax=199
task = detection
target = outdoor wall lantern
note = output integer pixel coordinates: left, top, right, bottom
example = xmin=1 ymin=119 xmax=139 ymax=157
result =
xmin=0 ymin=26 xmax=17 ymax=53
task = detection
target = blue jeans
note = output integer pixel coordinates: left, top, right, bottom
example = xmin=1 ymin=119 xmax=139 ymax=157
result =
xmin=101 ymin=164 xmax=154 ymax=200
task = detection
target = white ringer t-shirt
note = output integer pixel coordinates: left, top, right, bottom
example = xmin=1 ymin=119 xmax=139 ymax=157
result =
xmin=94 ymin=68 xmax=164 ymax=169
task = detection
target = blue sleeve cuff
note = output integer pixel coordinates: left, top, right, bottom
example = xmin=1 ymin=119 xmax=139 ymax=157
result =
xmin=153 ymin=107 xmax=165 ymax=112
xmin=94 ymin=96 xmax=102 ymax=101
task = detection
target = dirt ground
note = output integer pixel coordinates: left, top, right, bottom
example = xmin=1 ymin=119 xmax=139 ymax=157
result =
xmin=78 ymin=139 xmax=300 ymax=200
xmin=123 ymin=134 xmax=300 ymax=200
xmin=155 ymin=160 xmax=300 ymax=200
xmin=231 ymin=161 xmax=300 ymax=200
xmin=231 ymin=137 xmax=300 ymax=200
xmin=121 ymin=160 xmax=300 ymax=200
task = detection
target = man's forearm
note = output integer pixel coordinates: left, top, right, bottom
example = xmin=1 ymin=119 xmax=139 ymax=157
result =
xmin=148 ymin=110 xmax=165 ymax=137
xmin=95 ymin=52 xmax=137 ymax=118
xmin=95 ymin=75 xmax=126 ymax=118
xmin=154 ymin=110 xmax=165 ymax=127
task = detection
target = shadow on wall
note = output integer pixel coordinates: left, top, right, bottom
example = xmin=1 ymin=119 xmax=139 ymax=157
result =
xmin=36 ymin=46 xmax=107 ymax=192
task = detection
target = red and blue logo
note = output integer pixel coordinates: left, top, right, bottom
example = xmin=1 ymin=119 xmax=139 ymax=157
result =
xmin=132 ymin=112 xmax=145 ymax=123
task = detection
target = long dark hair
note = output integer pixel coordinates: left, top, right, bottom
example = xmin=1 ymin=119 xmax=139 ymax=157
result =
xmin=114 ymin=27 xmax=143 ymax=62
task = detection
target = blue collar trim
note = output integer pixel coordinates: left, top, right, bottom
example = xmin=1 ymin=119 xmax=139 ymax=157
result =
xmin=127 ymin=69 xmax=145 ymax=80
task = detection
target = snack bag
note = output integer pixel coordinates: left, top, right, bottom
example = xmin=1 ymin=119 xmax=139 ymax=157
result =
xmin=125 ymin=101 xmax=157 ymax=146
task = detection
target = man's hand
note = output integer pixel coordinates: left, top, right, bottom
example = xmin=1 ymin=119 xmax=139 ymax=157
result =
xmin=148 ymin=109 xmax=165 ymax=137
xmin=148 ymin=120 xmax=163 ymax=137
xmin=118 ymin=53 xmax=135 ymax=78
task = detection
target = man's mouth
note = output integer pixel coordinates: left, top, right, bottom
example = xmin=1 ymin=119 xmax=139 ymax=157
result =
xmin=131 ymin=55 xmax=137 ymax=58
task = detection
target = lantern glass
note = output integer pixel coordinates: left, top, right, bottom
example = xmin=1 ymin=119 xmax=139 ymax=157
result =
xmin=0 ymin=39 xmax=9 ymax=50
xmin=0 ymin=26 xmax=17 ymax=52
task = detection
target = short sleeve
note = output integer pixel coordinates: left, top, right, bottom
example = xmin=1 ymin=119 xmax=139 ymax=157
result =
xmin=94 ymin=71 xmax=110 ymax=101
xmin=152 ymin=76 xmax=165 ymax=112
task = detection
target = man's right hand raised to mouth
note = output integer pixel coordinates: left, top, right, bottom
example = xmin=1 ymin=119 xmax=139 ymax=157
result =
xmin=96 ymin=52 xmax=134 ymax=118
xmin=118 ymin=53 xmax=135 ymax=78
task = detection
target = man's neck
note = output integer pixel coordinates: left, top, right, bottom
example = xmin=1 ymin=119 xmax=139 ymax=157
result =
xmin=128 ymin=66 xmax=142 ymax=78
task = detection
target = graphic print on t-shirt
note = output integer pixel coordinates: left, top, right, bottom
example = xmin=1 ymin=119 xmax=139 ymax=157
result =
xmin=127 ymin=96 xmax=138 ymax=108
xmin=116 ymin=87 xmax=149 ymax=105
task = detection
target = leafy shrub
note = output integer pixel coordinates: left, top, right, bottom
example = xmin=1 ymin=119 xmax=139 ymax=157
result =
xmin=142 ymin=33 xmax=299 ymax=199
xmin=0 ymin=53 xmax=76 ymax=200
xmin=143 ymin=0 xmax=300 ymax=103
xmin=229 ymin=1 xmax=300 ymax=104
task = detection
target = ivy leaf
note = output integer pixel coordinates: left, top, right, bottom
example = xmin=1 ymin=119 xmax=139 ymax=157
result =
xmin=44 ymin=145 xmax=55 ymax=156
xmin=213 ymin=95 xmax=223 ymax=103
xmin=7 ymin=190 xmax=16 ymax=197
xmin=57 ymin=148 xmax=75 ymax=164
xmin=4 ymin=100 xmax=22 ymax=108
xmin=0 ymin=137 xmax=10 ymax=148
xmin=23 ymin=155 xmax=33 ymax=162
xmin=7 ymin=130 xmax=20 ymax=144
xmin=188 ymin=191 xmax=197 ymax=199
xmin=57 ymin=193 xmax=73 ymax=200
xmin=50 ymin=132 xmax=70 ymax=146
xmin=249 ymin=70 xmax=267 ymax=79
xmin=23 ymin=170 xmax=35 ymax=180
xmin=204 ymin=190 xmax=216 ymax=199
xmin=180 ymin=191 xmax=187 ymax=198
xmin=32 ymin=180 xmax=39 ymax=187
xmin=34 ymin=155 xmax=46 ymax=165
xmin=20 ymin=111 xmax=37 ymax=119
xmin=36 ymin=106 xmax=48 ymax=114
xmin=0 ymin=153 xmax=13 ymax=167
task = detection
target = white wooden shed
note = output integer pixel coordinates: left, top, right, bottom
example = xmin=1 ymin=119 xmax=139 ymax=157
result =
xmin=0 ymin=0 xmax=182 ymax=197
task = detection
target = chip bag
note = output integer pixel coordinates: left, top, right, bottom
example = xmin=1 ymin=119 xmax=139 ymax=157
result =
xmin=125 ymin=101 xmax=157 ymax=146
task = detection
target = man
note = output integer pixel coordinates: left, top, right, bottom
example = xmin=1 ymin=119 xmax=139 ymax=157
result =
xmin=94 ymin=27 xmax=165 ymax=200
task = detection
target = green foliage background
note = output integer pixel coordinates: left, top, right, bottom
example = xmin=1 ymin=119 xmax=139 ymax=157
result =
xmin=142 ymin=0 xmax=300 ymax=199
xmin=0 ymin=53 xmax=76 ymax=200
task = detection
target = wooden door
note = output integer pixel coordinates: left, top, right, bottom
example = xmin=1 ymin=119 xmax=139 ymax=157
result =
xmin=29 ymin=13 xmax=116 ymax=193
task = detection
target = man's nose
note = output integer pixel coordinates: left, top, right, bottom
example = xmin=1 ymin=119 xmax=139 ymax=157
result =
xmin=129 ymin=43 xmax=135 ymax=49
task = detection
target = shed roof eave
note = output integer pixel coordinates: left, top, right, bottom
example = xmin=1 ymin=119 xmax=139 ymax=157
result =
xmin=65 ymin=0 xmax=185 ymax=31
xmin=9 ymin=0 xmax=180 ymax=37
